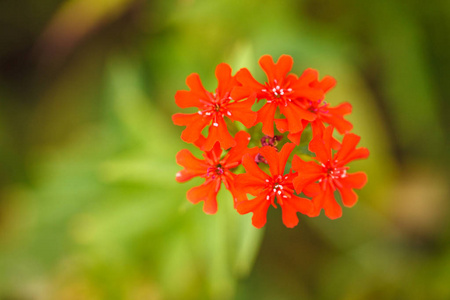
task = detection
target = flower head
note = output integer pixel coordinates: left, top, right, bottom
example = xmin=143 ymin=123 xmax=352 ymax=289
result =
xmin=172 ymin=63 xmax=257 ymax=151
xmin=236 ymin=143 xmax=313 ymax=228
xmin=275 ymin=69 xmax=352 ymax=146
xmin=292 ymin=126 xmax=369 ymax=219
xmin=176 ymin=131 xmax=256 ymax=214
xmin=232 ymin=55 xmax=323 ymax=137
xmin=173 ymin=54 xmax=370 ymax=228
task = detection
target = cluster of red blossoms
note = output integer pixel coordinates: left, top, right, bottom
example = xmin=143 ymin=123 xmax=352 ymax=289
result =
xmin=173 ymin=55 xmax=369 ymax=228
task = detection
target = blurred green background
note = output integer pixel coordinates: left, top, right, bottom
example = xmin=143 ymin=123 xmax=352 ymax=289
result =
xmin=1 ymin=0 xmax=449 ymax=299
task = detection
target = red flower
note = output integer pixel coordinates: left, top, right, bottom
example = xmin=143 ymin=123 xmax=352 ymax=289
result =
xmin=275 ymin=69 xmax=352 ymax=146
xmin=236 ymin=143 xmax=313 ymax=228
xmin=232 ymin=55 xmax=323 ymax=137
xmin=176 ymin=131 xmax=256 ymax=214
xmin=292 ymin=126 xmax=369 ymax=219
xmin=172 ymin=63 xmax=257 ymax=151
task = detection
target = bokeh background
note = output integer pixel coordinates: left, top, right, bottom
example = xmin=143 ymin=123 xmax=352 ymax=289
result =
xmin=1 ymin=0 xmax=449 ymax=299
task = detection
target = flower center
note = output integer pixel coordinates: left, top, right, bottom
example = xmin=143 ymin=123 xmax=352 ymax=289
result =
xmin=264 ymin=175 xmax=293 ymax=207
xmin=306 ymin=100 xmax=328 ymax=114
xmin=272 ymin=86 xmax=285 ymax=98
xmin=261 ymin=135 xmax=283 ymax=147
xmin=327 ymin=167 xmax=347 ymax=179
xmin=318 ymin=160 xmax=349 ymax=190
xmin=261 ymin=80 xmax=293 ymax=106
xmin=197 ymin=93 xmax=233 ymax=127
xmin=207 ymin=165 xmax=225 ymax=179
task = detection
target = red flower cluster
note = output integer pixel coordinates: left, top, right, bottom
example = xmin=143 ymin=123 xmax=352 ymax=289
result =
xmin=173 ymin=55 xmax=369 ymax=228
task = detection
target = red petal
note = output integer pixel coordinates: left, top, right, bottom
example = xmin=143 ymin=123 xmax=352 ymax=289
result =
xmin=226 ymin=175 xmax=248 ymax=205
xmin=276 ymin=118 xmax=306 ymax=145
xmin=312 ymin=186 xmax=342 ymax=219
xmin=310 ymin=120 xmax=325 ymax=139
xmin=175 ymin=90 xmax=202 ymax=108
xmin=186 ymin=73 xmax=209 ymax=99
xmin=285 ymin=74 xmax=299 ymax=84
xmin=215 ymin=63 xmax=234 ymax=96
xmin=236 ymin=195 xmax=263 ymax=213
xmin=345 ymin=148 xmax=370 ymax=164
xmin=293 ymin=176 xmax=324 ymax=195
xmin=310 ymin=187 xmax=326 ymax=217
xmin=315 ymin=75 xmax=336 ymax=93
xmin=274 ymin=118 xmax=288 ymax=133
xmin=279 ymin=103 xmax=315 ymax=133
xmin=260 ymin=143 xmax=295 ymax=177
xmin=321 ymin=114 xmax=353 ymax=134
xmin=227 ymin=96 xmax=257 ymax=128
xmin=172 ymin=112 xmax=195 ymax=126
xmin=281 ymin=201 xmax=300 ymax=228
xmin=321 ymin=102 xmax=353 ymax=134
xmin=292 ymin=156 xmax=324 ymax=192
xmin=186 ymin=180 xmax=220 ymax=214
xmin=235 ymin=68 xmax=265 ymax=93
xmin=277 ymin=143 xmax=296 ymax=174
xmin=336 ymin=172 xmax=367 ymax=207
xmin=288 ymin=195 xmax=313 ymax=215
xmin=335 ymin=133 xmax=360 ymax=161
xmin=293 ymin=173 xmax=323 ymax=194
xmin=275 ymin=119 xmax=309 ymax=145
xmin=237 ymin=195 xmax=271 ymax=228
xmin=311 ymin=121 xmax=341 ymax=150
xmin=303 ymin=183 xmax=321 ymax=197
xmin=279 ymin=105 xmax=303 ymax=133
xmin=256 ymin=103 xmax=277 ymax=136
xmin=323 ymin=191 xmax=342 ymax=219
xmin=338 ymin=187 xmax=358 ymax=207
xmin=259 ymin=146 xmax=279 ymax=177
xmin=309 ymin=126 xmax=333 ymax=162
xmin=292 ymin=155 xmax=323 ymax=175
xmin=298 ymin=68 xmax=319 ymax=85
xmin=175 ymin=149 xmax=207 ymax=182
xmin=292 ymin=87 xmax=324 ymax=102
xmin=235 ymin=173 xmax=267 ymax=196
xmin=241 ymin=154 xmax=270 ymax=182
xmin=331 ymin=136 xmax=342 ymax=151
xmin=322 ymin=125 xmax=335 ymax=148
xmin=231 ymin=86 xmax=254 ymax=100
xmin=193 ymin=135 xmax=206 ymax=148
xmin=340 ymin=172 xmax=368 ymax=189
xmin=202 ymin=117 xmax=236 ymax=151
xmin=287 ymin=131 xmax=303 ymax=145
xmin=275 ymin=55 xmax=294 ymax=81
xmin=335 ymin=133 xmax=369 ymax=164
xmin=308 ymin=138 xmax=329 ymax=164
xmin=251 ymin=201 xmax=271 ymax=228
xmin=329 ymin=102 xmax=352 ymax=115
xmin=259 ymin=55 xmax=277 ymax=83
xmin=224 ymin=131 xmax=251 ymax=166
xmin=202 ymin=142 xmax=223 ymax=164
xmin=172 ymin=113 xmax=210 ymax=143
